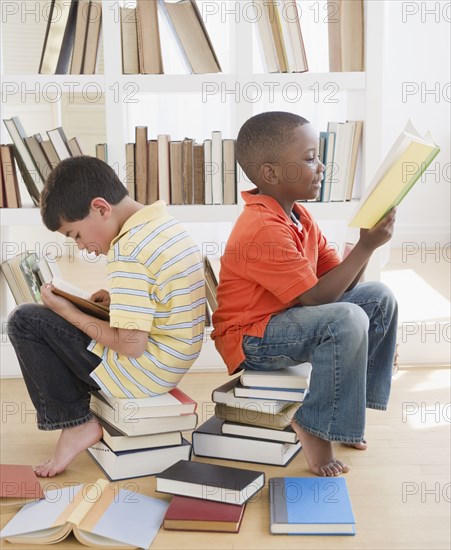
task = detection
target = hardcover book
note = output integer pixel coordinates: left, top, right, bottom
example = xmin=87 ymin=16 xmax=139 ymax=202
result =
xmin=212 ymin=377 xmax=289 ymax=413
xmin=92 ymin=387 xmax=197 ymax=419
xmin=163 ymin=495 xmax=245 ymax=532
xmin=0 ymin=465 xmax=44 ymax=513
xmin=0 ymin=478 xmax=169 ymax=547
xmin=192 ymin=416 xmax=301 ymax=466
xmin=87 ymin=438 xmax=192 ymax=481
xmin=269 ymin=477 xmax=356 ymax=535
xmin=50 ymin=276 xmax=110 ymax=321
xmin=349 ymin=119 xmax=440 ymax=228
xmin=239 ymin=363 xmax=312 ymax=390
xmin=156 ymin=459 xmax=265 ymax=505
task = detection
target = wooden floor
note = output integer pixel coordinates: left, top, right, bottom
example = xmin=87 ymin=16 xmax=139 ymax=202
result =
xmin=1 ymin=366 xmax=450 ymax=549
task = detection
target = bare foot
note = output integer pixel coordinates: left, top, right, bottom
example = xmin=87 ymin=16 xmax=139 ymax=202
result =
xmin=343 ymin=439 xmax=368 ymax=450
xmin=34 ymin=419 xmax=102 ymax=478
xmin=291 ymin=419 xmax=350 ymax=477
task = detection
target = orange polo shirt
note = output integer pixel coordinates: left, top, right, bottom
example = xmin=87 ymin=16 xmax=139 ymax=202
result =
xmin=211 ymin=189 xmax=341 ymax=374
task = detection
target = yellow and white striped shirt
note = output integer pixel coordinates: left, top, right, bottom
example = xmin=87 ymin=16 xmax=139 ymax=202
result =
xmin=88 ymin=202 xmax=205 ymax=398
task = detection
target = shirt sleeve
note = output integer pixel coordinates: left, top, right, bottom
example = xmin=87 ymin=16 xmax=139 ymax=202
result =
xmin=242 ymin=225 xmax=319 ymax=304
xmin=107 ymin=257 xmax=155 ymax=332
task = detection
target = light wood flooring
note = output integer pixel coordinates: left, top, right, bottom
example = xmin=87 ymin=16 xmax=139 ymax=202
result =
xmin=1 ymin=366 xmax=450 ymax=550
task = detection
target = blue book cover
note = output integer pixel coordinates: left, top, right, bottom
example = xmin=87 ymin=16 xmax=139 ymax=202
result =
xmin=269 ymin=477 xmax=355 ymax=535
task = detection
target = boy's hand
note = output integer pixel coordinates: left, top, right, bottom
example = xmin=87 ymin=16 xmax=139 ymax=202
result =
xmin=358 ymin=207 xmax=396 ymax=252
xmin=41 ymin=284 xmax=78 ymax=317
xmin=90 ymin=289 xmax=111 ymax=308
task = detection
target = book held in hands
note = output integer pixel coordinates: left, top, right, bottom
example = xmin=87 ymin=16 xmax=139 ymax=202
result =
xmin=349 ymin=119 xmax=440 ymax=228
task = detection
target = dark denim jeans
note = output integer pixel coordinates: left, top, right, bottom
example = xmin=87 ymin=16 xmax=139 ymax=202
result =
xmin=7 ymin=303 xmax=101 ymax=430
xmin=241 ymin=282 xmax=398 ymax=443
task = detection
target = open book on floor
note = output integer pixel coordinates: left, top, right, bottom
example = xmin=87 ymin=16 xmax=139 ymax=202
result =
xmin=349 ymin=119 xmax=440 ymax=228
xmin=0 ymin=478 xmax=169 ymax=548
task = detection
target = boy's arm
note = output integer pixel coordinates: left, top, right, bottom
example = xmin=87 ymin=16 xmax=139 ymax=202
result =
xmin=41 ymin=285 xmax=148 ymax=358
xmin=297 ymin=209 xmax=396 ymax=306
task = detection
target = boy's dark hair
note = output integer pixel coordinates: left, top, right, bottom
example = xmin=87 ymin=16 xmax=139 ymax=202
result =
xmin=236 ymin=111 xmax=309 ymax=183
xmin=40 ymin=156 xmax=128 ymax=231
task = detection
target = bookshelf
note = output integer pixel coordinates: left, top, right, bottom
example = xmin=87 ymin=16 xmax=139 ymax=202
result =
xmin=0 ymin=0 xmax=388 ymax=373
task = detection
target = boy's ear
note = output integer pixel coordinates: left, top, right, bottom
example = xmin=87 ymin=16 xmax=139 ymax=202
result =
xmin=260 ymin=162 xmax=279 ymax=186
xmin=90 ymin=197 xmax=112 ymax=218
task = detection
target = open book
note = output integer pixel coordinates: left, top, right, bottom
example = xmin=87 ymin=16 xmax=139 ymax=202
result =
xmin=51 ymin=276 xmax=110 ymax=321
xmin=349 ymin=119 xmax=440 ymax=228
xmin=0 ymin=478 xmax=169 ymax=548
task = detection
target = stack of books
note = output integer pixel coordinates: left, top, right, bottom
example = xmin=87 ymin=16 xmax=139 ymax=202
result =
xmin=120 ymin=0 xmax=221 ymax=75
xmin=88 ymin=390 xmax=198 ymax=481
xmin=192 ymin=364 xmax=312 ymax=466
xmin=156 ymin=459 xmax=265 ymax=533
xmin=126 ymin=128 xmax=236 ymax=206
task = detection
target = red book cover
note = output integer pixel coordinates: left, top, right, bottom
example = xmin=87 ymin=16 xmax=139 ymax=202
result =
xmin=164 ymin=495 xmax=245 ymax=532
xmin=0 ymin=464 xmax=44 ymax=510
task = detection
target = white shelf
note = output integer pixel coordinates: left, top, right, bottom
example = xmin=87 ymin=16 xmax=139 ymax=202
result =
xmin=1 ymin=74 xmax=105 ymax=89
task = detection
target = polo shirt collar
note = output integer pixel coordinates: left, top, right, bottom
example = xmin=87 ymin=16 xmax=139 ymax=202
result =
xmin=112 ymin=200 xmax=168 ymax=244
xmin=241 ymin=189 xmax=303 ymax=230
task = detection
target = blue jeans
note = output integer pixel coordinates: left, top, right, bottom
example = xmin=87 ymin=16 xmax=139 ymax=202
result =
xmin=241 ymin=282 xmax=398 ymax=443
xmin=7 ymin=303 xmax=101 ymax=430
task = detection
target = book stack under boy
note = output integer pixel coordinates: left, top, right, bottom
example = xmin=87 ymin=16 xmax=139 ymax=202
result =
xmin=156 ymin=459 xmax=265 ymax=533
xmin=192 ymin=363 xmax=312 ymax=466
xmin=87 ymin=388 xmax=198 ymax=481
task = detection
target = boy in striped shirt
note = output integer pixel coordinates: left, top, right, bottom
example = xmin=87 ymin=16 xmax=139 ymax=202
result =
xmin=7 ymin=156 xmax=205 ymax=477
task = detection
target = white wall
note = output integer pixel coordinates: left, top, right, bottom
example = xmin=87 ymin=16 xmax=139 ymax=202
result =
xmin=381 ymin=1 xmax=451 ymax=247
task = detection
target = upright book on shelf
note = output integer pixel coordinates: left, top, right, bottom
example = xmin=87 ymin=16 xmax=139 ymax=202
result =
xmin=136 ymin=0 xmax=163 ymax=74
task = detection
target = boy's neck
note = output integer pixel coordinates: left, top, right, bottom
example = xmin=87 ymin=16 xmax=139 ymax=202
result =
xmin=255 ymin=189 xmax=295 ymax=218
xmin=112 ymin=197 xmax=145 ymax=228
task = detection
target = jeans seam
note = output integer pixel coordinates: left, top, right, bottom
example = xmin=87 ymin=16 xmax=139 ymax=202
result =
xmin=37 ymin=411 xmax=94 ymax=431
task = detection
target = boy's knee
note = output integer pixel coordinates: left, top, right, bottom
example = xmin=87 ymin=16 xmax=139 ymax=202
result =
xmin=365 ymin=281 xmax=398 ymax=314
xmin=337 ymin=303 xmax=370 ymax=335
xmin=7 ymin=303 xmax=45 ymax=337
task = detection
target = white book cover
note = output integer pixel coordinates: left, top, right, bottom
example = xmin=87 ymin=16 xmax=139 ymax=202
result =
xmin=157 ymin=134 xmax=171 ymax=204
xmin=203 ymin=139 xmax=213 ymax=204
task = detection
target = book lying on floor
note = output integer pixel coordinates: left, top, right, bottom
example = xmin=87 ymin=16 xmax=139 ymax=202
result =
xmin=50 ymin=276 xmax=110 ymax=321
xmin=221 ymin=421 xmax=299 ymax=444
xmin=163 ymin=496 xmax=245 ymax=533
xmin=269 ymin=477 xmax=356 ymax=535
xmin=212 ymin=378 xmax=289 ymax=413
xmin=192 ymin=416 xmax=301 ymax=466
xmin=97 ymin=416 xmax=182 ymax=452
xmin=87 ymin=438 xmax=192 ymax=481
xmin=0 ymin=478 xmax=170 ymax=548
xmin=349 ymin=119 xmax=440 ymax=228
xmin=0 ymin=465 xmax=44 ymax=513
xmin=92 ymin=387 xmax=197 ymax=419
xmin=156 ymin=459 xmax=265 ymax=505
xmin=233 ymin=382 xmax=307 ymax=403
xmin=91 ymin=393 xmax=198 ymax=436
xmin=239 ymin=363 xmax=312 ymax=390
xmin=215 ymin=401 xmax=299 ymax=430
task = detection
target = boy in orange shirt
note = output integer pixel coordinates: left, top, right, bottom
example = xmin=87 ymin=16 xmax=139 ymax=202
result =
xmin=212 ymin=112 xmax=398 ymax=477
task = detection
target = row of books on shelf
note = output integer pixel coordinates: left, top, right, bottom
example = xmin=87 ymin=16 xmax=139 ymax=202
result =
xmin=125 ymin=127 xmax=237 ymax=207
xmin=39 ymin=0 xmax=102 ymax=75
xmin=36 ymin=0 xmax=364 ymax=76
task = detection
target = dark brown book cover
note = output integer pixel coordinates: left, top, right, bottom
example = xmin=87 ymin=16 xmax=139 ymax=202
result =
xmin=0 ymin=145 xmax=21 ymax=208
xmin=182 ymin=138 xmax=194 ymax=205
xmin=52 ymin=287 xmax=109 ymax=321
xmin=135 ymin=126 xmax=148 ymax=204
xmin=164 ymin=496 xmax=245 ymax=532
xmin=193 ymin=143 xmax=205 ymax=204
xmin=156 ymin=459 xmax=264 ymax=495
xmin=147 ymin=140 xmax=159 ymax=204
